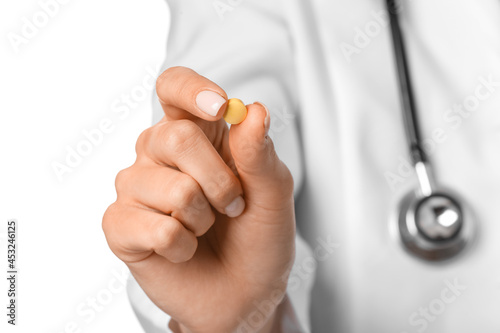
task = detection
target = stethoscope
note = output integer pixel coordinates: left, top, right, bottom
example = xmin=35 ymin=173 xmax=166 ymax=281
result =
xmin=386 ymin=0 xmax=475 ymax=261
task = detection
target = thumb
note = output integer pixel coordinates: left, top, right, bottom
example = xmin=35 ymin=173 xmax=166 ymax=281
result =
xmin=229 ymin=102 xmax=294 ymax=209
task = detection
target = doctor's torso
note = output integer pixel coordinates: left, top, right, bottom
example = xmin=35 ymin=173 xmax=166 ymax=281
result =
xmin=291 ymin=0 xmax=500 ymax=332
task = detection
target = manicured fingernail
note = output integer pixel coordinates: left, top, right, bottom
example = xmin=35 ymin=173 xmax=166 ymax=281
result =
xmin=225 ymin=196 xmax=245 ymax=218
xmin=196 ymin=90 xmax=226 ymax=116
xmin=255 ymin=101 xmax=270 ymax=136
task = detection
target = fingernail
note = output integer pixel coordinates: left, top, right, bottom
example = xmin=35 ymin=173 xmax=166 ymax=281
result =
xmin=255 ymin=101 xmax=271 ymax=136
xmin=196 ymin=90 xmax=226 ymax=117
xmin=225 ymin=196 xmax=245 ymax=218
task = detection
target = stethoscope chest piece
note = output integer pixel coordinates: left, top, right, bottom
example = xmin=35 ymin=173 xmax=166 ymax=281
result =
xmin=398 ymin=189 xmax=474 ymax=261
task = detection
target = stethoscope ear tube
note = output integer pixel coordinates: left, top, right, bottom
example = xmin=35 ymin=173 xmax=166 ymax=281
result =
xmin=385 ymin=0 xmax=476 ymax=261
xmin=386 ymin=0 xmax=427 ymax=166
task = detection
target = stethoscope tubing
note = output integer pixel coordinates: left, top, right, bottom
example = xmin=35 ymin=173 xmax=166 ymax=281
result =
xmin=386 ymin=0 xmax=437 ymax=196
xmin=386 ymin=0 xmax=427 ymax=165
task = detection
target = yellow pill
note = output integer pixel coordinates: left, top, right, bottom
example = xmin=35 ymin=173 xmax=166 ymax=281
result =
xmin=223 ymin=98 xmax=247 ymax=124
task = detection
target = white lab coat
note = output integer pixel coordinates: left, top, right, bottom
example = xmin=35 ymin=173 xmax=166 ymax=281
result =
xmin=127 ymin=0 xmax=500 ymax=332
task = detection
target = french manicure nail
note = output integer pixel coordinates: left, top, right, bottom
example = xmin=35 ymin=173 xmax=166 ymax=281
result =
xmin=225 ymin=196 xmax=245 ymax=218
xmin=196 ymin=90 xmax=226 ymax=117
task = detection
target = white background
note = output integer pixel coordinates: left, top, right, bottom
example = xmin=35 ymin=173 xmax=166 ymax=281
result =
xmin=0 ymin=0 xmax=170 ymax=331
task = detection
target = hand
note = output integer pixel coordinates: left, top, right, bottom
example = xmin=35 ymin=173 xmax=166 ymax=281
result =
xmin=102 ymin=66 xmax=296 ymax=332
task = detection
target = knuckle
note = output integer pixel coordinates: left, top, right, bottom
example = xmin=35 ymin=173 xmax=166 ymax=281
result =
xmin=114 ymin=167 xmax=134 ymax=195
xmin=210 ymin=188 xmax=228 ymax=204
xmin=189 ymin=191 xmax=210 ymax=214
xmin=102 ymin=203 xmax=125 ymax=254
xmin=209 ymin=185 xmax=227 ymax=204
xmin=205 ymin=172 xmax=237 ymax=204
xmin=162 ymin=120 xmax=201 ymax=156
xmin=101 ymin=203 xmax=117 ymax=236
xmin=171 ymin=176 xmax=201 ymax=209
xmin=173 ymin=119 xmax=200 ymax=137
xmin=195 ymin=212 xmax=215 ymax=237
xmin=135 ymin=126 xmax=154 ymax=155
xmin=156 ymin=67 xmax=176 ymax=94
xmin=156 ymin=66 xmax=192 ymax=102
xmin=154 ymin=220 xmax=181 ymax=251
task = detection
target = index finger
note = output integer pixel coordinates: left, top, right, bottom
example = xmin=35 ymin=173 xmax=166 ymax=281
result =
xmin=156 ymin=66 xmax=228 ymax=121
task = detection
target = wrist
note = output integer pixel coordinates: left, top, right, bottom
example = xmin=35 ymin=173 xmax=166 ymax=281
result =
xmin=168 ymin=298 xmax=284 ymax=333
xmin=234 ymin=293 xmax=286 ymax=333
